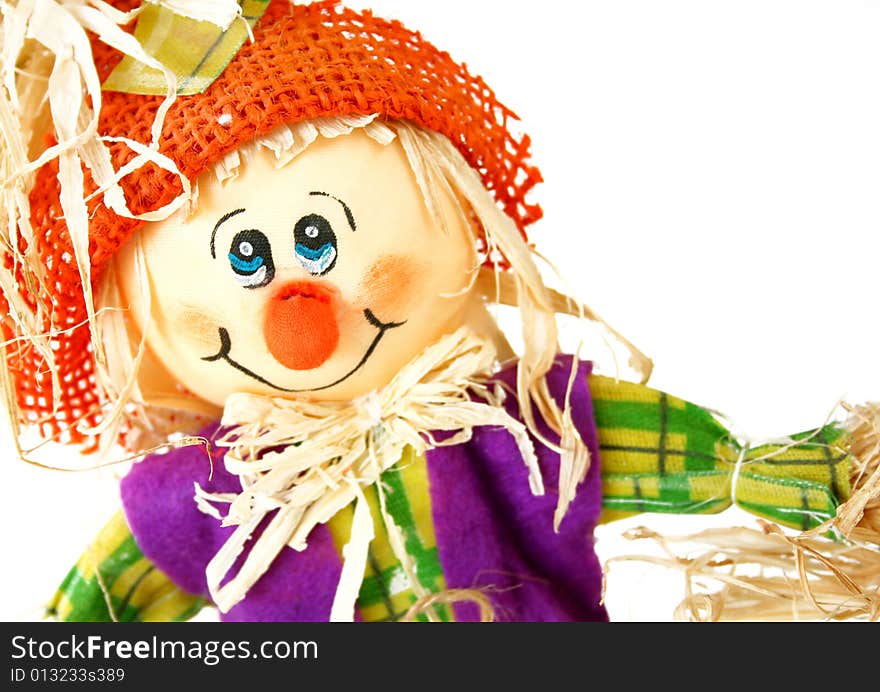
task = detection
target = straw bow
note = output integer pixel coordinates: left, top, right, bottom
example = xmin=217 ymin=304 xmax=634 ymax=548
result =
xmin=198 ymin=327 xmax=545 ymax=618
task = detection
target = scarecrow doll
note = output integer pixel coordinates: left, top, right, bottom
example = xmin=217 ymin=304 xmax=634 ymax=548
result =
xmin=1 ymin=0 xmax=877 ymax=622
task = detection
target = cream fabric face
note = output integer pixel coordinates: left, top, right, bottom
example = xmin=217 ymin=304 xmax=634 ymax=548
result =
xmin=116 ymin=130 xmax=477 ymax=407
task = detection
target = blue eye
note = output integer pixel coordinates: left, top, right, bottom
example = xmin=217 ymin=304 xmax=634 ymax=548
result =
xmin=228 ymin=230 xmax=275 ymax=289
xmin=294 ymin=214 xmax=338 ymax=276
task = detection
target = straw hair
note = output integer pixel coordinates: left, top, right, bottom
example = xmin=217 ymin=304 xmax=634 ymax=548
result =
xmin=0 ymin=0 xmax=215 ymax=459
xmin=0 ymin=0 xmax=242 ymax=456
xmin=836 ymin=403 xmax=880 ymax=542
xmin=390 ymin=123 xmax=597 ymax=528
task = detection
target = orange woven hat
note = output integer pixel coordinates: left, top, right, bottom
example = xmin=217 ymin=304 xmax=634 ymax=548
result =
xmin=9 ymin=0 xmax=544 ymax=446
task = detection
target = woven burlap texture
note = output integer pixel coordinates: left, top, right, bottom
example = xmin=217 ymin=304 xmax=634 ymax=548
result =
xmin=7 ymin=0 xmax=544 ymax=445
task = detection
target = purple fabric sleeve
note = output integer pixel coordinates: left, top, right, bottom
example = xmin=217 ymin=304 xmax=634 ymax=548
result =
xmin=426 ymin=355 xmax=607 ymax=622
xmin=119 ymin=426 xmax=344 ymax=622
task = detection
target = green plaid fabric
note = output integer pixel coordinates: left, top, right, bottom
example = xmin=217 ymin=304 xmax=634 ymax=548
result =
xmin=327 ymin=447 xmax=452 ymax=622
xmin=48 ymin=513 xmax=204 ymax=622
xmin=50 ymin=448 xmax=449 ymax=624
xmin=103 ymin=0 xmax=271 ymax=96
xmin=591 ymin=376 xmax=853 ymax=530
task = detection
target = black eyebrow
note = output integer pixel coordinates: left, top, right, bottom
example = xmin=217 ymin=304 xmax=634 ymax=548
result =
xmin=310 ymin=191 xmax=356 ymax=232
xmin=210 ymin=208 xmax=246 ymax=259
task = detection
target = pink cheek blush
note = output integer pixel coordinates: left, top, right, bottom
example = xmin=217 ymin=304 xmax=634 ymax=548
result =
xmin=358 ymin=255 xmax=420 ymax=317
xmin=174 ymin=309 xmax=221 ymax=351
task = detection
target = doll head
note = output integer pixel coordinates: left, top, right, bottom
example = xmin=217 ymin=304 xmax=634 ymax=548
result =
xmin=1 ymin=0 xmax=571 ymax=452
xmin=113 ymin=119 xmax=486 ymax=408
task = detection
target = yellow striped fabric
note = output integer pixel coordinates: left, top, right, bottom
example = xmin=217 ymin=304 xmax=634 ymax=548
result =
xmin=48 ymin=512 xmax=204 ymax=622
xmin=326 ymin=447 xmax=451 ymax=622
xmin=103 ymin=0 xmax=271 ymax=96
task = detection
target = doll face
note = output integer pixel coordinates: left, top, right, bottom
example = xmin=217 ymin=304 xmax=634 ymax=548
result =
xmin=117 ymin=129 xmax=477 ymax=407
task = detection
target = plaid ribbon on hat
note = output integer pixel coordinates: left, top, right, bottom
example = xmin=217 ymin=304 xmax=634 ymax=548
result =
xmin=103 ymin=0 xmax=272 ymax=96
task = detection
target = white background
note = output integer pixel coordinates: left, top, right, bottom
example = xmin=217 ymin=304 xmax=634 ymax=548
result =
xmin=2 ymin=0 xmax=880 ymax=621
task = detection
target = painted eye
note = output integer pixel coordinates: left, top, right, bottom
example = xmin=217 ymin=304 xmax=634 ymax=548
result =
xmin=228 ymin=230 xmax=275 ymax=289
xmin=294 ymin=214 xmax=338 ymax=276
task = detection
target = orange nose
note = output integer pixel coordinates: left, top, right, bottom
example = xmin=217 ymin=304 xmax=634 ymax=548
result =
xmin=264 ymin=282 xmax=340 ymax=371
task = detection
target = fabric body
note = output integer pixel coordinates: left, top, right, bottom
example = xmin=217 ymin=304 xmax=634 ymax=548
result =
xmin=120 ymin=356 xmax=607 ymax=622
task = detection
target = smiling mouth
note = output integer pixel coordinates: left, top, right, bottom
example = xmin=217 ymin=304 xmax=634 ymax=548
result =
xmin=202 ymin=309 xmax=406 ymax=393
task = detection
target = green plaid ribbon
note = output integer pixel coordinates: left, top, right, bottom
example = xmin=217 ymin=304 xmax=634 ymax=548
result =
xmin=591 ymin=376 xmax=853 ymax=530
xmin=103 ymin=0 xmax=271 ymax=96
